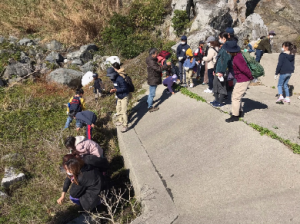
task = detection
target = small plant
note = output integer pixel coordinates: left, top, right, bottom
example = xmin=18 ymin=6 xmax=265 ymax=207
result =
xmin=171 ymin=10 xmax=190 ymax=37
xmin=174 ymin=84 xmax=206 ymax=102
xmin=272 ymin=86 xmax=275 ymax=89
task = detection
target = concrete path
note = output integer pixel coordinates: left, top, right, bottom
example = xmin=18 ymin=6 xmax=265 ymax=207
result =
xmin=126 ymin=83 xmax=300 ymax=223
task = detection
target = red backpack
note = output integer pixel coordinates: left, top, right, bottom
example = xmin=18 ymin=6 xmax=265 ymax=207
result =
xmin=158 ymin=51 xmax=171 ymax=66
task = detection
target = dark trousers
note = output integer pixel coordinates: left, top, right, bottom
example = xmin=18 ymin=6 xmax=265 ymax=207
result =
xmin=255 ymin=49 xmax=263 ymax=62
xmin=214 ymin=93 xmax=225 ymax=103
xmin=86 ymin=125 xmax=93 ymax=140
xmin=208 ymin=68 xmax=214 ymax=90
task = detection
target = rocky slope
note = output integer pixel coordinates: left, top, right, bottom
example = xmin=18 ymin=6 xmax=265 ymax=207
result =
xmin=166 ymin=0 xmax=300 ymax=52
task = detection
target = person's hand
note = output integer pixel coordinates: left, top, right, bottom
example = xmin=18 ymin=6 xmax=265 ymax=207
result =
xmin=178 ymin=57 xmax=183 ymax=61
xmin=110 ymin=89 xmax=117 ymax=93
xmin=57 ymin=196 xmax=64 ymax=205
xmin=172 ymin=92 xmax=175 ymax=95
xmin=76 ymin=127 xmax=80 ymax=131
xmin=166 ymin=61 xmax=171 ymax=66
xmin=274 ymin=75 xmax=278 ymax=80
xmin=91 ymin=124 xmax=95 ymax=128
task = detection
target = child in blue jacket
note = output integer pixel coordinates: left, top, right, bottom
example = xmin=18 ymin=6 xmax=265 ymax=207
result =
xmin=183 ymin=48 xmax=196 ymax=88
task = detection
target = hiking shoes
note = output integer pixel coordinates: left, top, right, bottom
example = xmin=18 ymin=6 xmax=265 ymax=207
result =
xmin=212 ymin=102 xmax=223 ymax=108
xmin=121 ymin=126 xmax=128 ymax=133
xmin=284 ymin=98 xmax=290 ymax=104
xmin=276 ymin=96 xmax=284 ymax=104
xmin=210 ymin=100 xmax=217 ymax=105
xmin=148 ymin=107 xmax=159 ymax=113
xmin=225 ymin=116 xmax=240 ymax=123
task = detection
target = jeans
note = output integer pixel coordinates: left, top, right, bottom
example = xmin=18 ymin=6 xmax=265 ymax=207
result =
xmin=178 ymin=61 xmax=186 ymax=83
xmin=147 ymin=85 xmax=157 ymax=108
xmin=208 ymin=68 xmax=214 ymax=90
xmin=277 ymin=74 xmax=291 ymax=97
xmin=70 ymin=196 xmax=81 ymax=206
xmin=64 ymin=116 xmax=82 ymax=129
xmin=255 ymin=49 xmax=263 ymax=62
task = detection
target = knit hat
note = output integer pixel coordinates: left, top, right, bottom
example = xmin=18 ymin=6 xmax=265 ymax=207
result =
xmin=206 ymin=36 xmax=215 ymax=43
xmin=225 ymin=27 xmax=234 ymax=34
xmin=222 ymin=41 xmax=241 ymax=53
xmin=172 ymin=74 xmax=178 ymax=82
xmin=181 ymin=35 xmax=187 ymax=40
xmin=75 ymin=136 xmax=85 ymax=146
xmin=186 ymin=48 xmax=193 ymax=57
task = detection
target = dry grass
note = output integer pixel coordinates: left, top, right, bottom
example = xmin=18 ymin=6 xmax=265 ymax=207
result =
xmin=0 ymin=0 xmax=124 ymax=45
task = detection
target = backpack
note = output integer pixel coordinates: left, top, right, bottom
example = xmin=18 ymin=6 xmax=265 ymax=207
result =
xmin=242 ymin=51 xmax=265 ymax=78
xmin=69 ymin=96 xmax=82 ymax=112
xmin=253 ymin=40 xmax=261 ymax=49
xmin=124 ymin=75 xmax=135 ymax=92
xmin=158 ymin=51 xmax=171 ymax=66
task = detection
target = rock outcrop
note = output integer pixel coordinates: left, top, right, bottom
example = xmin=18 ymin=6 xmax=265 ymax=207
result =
xmin=1 ymin=167 xmax=25 ymax=189
xmin=3 ymin=61 xmax=33 ymax=79
xmin=67 ymin=44 xmax=99 ymax=63
xmin=47 ymin=68 xmax=83 ymax=88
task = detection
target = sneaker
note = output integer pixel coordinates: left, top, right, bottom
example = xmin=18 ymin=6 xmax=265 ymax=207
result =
xmin=212 ymin=102 xmax=223 ymax=108
xmin=115 ymin=121 xmax=122 ymax=126
xmin=210 ymin=100 xmax=217 ymax=105
xmin=284 ymin=98 xmax=290 ymax=104
xmin=276 ymin=96 xmax=284 ymax=104
xmin=121 ymin=126 xmax=128 ymax=133
xmin=225 ymin=116 xmax=240 ymax=123
xmin=204 ymin=89 xmax=213 ymax=93
xmin=190 ymin=83 xmax=194 ymax=88
xmin=148 ymin=107 xmax=159 ymax=113
xmin=202 ymin=82 xmax=207 ymax=85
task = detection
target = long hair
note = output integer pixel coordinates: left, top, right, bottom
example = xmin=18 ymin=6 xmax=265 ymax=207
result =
xmin=283 ymin=42 xmax=297 ymax=55
xmin=65 ymin=157 xmax=85 ymax=185
xmin=65 ymin=136 xmax=76 ymax=152
xmin=210 ymin=40 xmax=220 ymax=48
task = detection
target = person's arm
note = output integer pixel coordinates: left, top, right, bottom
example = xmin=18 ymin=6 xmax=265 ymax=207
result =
xmin=148 ymin=58 xmax=163 ymax=74
xmin=265 ymin=41 xmax=272 ymax=53
xmin=176 ymin=45 xmax=181 ymax=58
xmin=203 ymin=49 xmax=214 ymax=62
xmin=189 ymin=58 xmax=196 ymax=68
xmin=81 ymin=98 xmax=86 ymax=111
xmin=275 ymin=54 xmax=284 ymax=75
xmin=67 ymin=97 xmax=72 ymax=112
xmin=235 ymin=54 xmax=253 ymax=79
xmin=57 ymin=177 xmax=72 ymax=204
xmin=83 ymin=155 xmax=109 ymax=171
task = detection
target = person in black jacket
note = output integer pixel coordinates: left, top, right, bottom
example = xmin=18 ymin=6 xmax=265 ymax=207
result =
xmin=57 ymin=155 xmax=107 ymax=211
xmin=92 ymin=73 xmax=102 ymax=102
xmin=57 ymin=154 xmax=109 ymax=207
xmin=72 ymin=110 xmax=97 ymax=140
xmin=275 ymin=41 xmax=296 ymax=104
xmin=107 ymin=64 xmax=130 ymax=133
xmin=176 ymin=36 xmax=190 ymax=85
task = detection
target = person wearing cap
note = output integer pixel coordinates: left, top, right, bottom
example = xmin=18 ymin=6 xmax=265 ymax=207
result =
xmin=183 ymin=48 xmax=196 ymax=88
xmin=194 ymin=41 xmax=205 ymax=80
xmin=163 ymin=74 xmax=178 ymax=94
xmin=146 ymin=48 xmax=171 ymax=113
xmin=222 ymin=41 xmax=253 ymax=123
xmin=106 ymin=67 xmax=130 ymax=132
xmin=92 ymin=73 xmax=103 ymax=102
xmin=176 ymin=36 xmax=190 ymax=85
xmin=255 ymin=31 xmax=275 ymax=62
xmin=203 ymin=36 xmax=220 ymax=93
xmin=225 ymin=27 xmax=238 ymax=43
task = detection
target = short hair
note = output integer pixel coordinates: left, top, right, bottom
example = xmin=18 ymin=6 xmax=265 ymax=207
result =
xmin=219 ymin=31 xmax=229 ymax=40
xmin=76 ymin=89 xmax=84 ymax=95
xmin=112 ymin=62 xmax=120 ymax=70
xmin=149 ymin=48 xmax=158 ymax=56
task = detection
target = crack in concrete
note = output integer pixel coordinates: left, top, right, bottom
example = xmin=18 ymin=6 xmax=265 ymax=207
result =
xmin=133 ymin=128 xmax=175 ymax=201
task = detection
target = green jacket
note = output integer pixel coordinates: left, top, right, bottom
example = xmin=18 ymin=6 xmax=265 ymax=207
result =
xmin=215 ymin=47 xmax=232 ymax=74
xmin=257 ymin=38 xmax=271 ymax=53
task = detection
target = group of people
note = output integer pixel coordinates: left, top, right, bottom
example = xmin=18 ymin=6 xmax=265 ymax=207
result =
xmin=145 ymin=27 xmax=297 ymax=123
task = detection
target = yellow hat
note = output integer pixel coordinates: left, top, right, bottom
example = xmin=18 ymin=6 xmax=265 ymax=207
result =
xmin=186 ymin=48 xmax=193 ymax=57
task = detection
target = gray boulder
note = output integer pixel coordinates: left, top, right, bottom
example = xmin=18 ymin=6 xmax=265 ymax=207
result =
xmin=71 ymin=59 xmax=83 ymax=65
xmin=46 ymin=40 xmax=63 ymax=51
xmin=0 ymin=191 xmax=8 ymax=200
xmin=20 ymin=52 xmax=31 ymax=64
xmin=45 ymin=51 xmax=64 ymax=63
xmin=67 ymin=44 xmax=99 ymax=63
xmin=0 ymin=36 xmax=5 ymax=44
xmin=48 ymin=68 xmax=83 ymax=88
xmin=3 ymin=62 xmax=33 ymax=79
xmin=1 ymin=167 xmax=25 ymax=188
xmin=8 ymin=36 xmax=18 ymax=43
xmin=19 ymin=38 xmax=34 ymax=46
xmin=80 ymin=61 xmax=95 ymax=73
xmin=1 ymin=153 xmax=22 ymax=162
xmin=209 ymin=7 xmax=233 ymax=31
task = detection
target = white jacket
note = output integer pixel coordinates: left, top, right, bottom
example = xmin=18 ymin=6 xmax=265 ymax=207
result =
xmin=203 ymin=47 xmax=219 ymax=69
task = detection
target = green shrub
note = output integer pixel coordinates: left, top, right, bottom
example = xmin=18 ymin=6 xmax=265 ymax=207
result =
xmin=171 ymin=10 xmax=189 ymax=37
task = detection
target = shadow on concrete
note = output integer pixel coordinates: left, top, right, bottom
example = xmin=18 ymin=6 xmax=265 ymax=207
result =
xmin=243 ymin=98 xmax=268 ymax=113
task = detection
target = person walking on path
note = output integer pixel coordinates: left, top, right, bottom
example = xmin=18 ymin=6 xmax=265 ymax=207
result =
xmin=256 ymin=31 xmax=276 ymax=62
xmin=163 ymin=74 xmax=177 ymax=95
xmin=64 ymin=89 xmax=86 ymax=129
xmin=176 ymin=36 xmax=190 ymax=85
xmin=73 ymin=110 xmax=97 ymax=139
xmin=223 ymin=41 xmax=254 ymax=123
xmin=211 ymin=32 xmax=232 ymax=107
xmin=203 ymin=36 xmax=219 ymax=93
xmin=186 ymin=0 xmax=195 ymax=21
xmin=275 ymin=42 xmax=297 ymax=104
xmin=194 ymin=40 xmax=205 ymax=81
xmin=183 ymin=48 xmax=196 ymax=88
xmin=146 ymin=48 xmax=171 ymax=112
xmin=106 ymin=66 xmax=130 ymax=132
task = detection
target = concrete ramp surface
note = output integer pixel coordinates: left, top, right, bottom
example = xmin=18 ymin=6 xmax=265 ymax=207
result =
xmin=125 ymin=85 xmax=300 ymax=224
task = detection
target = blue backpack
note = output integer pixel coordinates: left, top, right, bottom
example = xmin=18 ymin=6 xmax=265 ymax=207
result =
xmin=69 ymin=96 xmax=82 ymax=112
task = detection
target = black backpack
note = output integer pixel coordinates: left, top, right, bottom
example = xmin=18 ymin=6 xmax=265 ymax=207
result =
xmin=124 ymin=75 xmax=135 ymax=93
xmin=69 ymin=96 xmax=82 ymax=112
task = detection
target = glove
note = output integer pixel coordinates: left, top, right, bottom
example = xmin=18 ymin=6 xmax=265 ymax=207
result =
xmin=178 ymin=57 xmax=183 ymax=61
xmin=274 ymin=75 xmax=278 ymax=80
xmin=184 ymin=67 xmax=189 ymax=71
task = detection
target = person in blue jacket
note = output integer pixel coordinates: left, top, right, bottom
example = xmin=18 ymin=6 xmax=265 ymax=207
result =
xmin=275 ymin=41 xmax=297 ymax=104
xmin=72 ymin=110 xmax=97 ymax=140
xmin=183 ymin=48 xmax=196 ymax=88
xmin=107 ymin=66 xmax=130 ymax=133
xmin=176 ymin=35 xmax=190 ymax=85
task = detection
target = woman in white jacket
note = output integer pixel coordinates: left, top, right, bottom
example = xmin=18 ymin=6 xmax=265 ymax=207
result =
xmin=203 ymin=36 xmax=220 ymax=93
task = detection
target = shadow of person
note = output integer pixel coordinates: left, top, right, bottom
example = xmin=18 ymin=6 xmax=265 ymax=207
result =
xmin=242 ymin=98 xmax=268 ymax=113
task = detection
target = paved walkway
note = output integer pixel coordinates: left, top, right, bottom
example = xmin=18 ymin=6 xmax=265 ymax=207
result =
xmin=127 ymin=83 xmax=300 ymax=223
